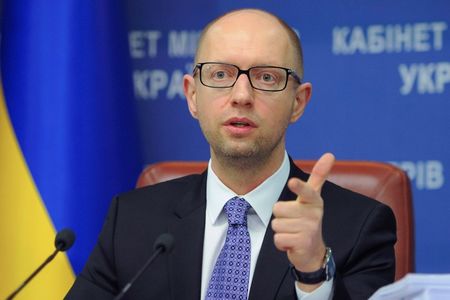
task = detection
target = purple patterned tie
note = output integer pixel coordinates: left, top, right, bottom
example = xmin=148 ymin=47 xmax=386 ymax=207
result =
xmin=206 ymin=197 xmax=252 ymax=300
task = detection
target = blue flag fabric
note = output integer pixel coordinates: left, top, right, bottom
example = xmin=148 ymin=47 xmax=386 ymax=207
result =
xmin=1 ymin=0 xmax=142 ymax=284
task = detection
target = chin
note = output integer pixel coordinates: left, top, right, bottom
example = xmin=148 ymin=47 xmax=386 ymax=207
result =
xmin=222 ymin=141 xmax=259 ymax=157
xmin=217 ymin=143 xmax=271 ymax=165
xmin=208 ymin=132 xmax=281 ymax=162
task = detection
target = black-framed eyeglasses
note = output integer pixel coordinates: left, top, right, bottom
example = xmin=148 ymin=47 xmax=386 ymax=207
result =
xmin=193 ymin=62 xmax=302 ymax=92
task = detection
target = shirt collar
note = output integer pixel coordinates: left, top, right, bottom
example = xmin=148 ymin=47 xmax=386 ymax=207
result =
xmin=206 ymin=152 xmax=290 ymax=227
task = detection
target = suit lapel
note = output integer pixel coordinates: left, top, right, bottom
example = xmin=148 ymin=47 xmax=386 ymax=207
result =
xmin=249 ymin=159 xmax=309 ymax=300
xmin=165 ymin=160 xmax=310 ymax=300
xmin=249 ymin=222 xmax=292 ymax=300
xmin=168 ymin=173 xmax=207 ymax=300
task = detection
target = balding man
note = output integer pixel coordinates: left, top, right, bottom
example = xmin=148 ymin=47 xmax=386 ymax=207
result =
xmin=66 ymin=9 xmax=396 ymax=300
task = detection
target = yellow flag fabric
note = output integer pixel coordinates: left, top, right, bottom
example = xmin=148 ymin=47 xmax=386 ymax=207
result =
xmin=0 ymin=84 xmax=74 ymax=299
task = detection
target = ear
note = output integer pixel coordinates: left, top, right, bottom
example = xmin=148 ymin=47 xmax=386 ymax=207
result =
xmin=183 ymin=74 xmax=199 ymax=119
xmin=290 ymin=82 xmax=312 ymax=123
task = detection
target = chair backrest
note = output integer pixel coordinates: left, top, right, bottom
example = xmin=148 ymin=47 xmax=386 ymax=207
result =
xmin=136 ymin=160 xmax=415 ymax=280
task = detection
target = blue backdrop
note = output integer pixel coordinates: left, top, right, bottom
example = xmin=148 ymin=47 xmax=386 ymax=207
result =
xmin=1 ymin=0 xmax=142 ymax=278
xmin=125 ymin=0 xmax=449 ymax=274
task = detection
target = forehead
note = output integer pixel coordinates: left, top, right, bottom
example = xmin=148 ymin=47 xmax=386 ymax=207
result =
xmin=197 ymin=11 xmax=295 ymax=68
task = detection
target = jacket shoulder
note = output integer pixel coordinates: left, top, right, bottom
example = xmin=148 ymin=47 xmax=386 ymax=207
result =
xmin=118 ymin=173 xmax=205 ymax=203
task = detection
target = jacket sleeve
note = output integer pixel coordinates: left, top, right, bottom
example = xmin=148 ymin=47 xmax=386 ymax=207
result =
xmin=65 ymin=196 xmax=120 ymax=299
xmin=332 ymin=202 xmax=397 ymax=299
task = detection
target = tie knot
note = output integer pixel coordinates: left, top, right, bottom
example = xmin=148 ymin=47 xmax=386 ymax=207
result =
xmin=224 ymin=197 xmax=251 ymax=226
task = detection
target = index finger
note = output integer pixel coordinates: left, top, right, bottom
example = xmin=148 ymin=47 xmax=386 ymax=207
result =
xmin=308 ymin=153 xmax=335 ymax=191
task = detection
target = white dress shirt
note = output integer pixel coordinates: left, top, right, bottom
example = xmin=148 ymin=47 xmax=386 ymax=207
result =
xmin=200 ymin=152 xmax=333 ymax=300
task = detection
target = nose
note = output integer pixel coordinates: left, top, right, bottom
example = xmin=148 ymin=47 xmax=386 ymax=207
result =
xmin=230 ymin=73 xmax=254 ymax=107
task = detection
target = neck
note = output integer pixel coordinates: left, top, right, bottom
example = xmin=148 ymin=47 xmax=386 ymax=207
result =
xmin=210 ymin=148 xmax=286 ymax=195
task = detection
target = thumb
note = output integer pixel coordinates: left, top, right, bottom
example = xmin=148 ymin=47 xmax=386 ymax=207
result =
xmin=307 ymin=153 xmax=335 ymax=191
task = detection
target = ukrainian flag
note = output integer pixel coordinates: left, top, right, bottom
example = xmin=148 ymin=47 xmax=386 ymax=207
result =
xmin=0 ymin=1 xmax=142 ymax=299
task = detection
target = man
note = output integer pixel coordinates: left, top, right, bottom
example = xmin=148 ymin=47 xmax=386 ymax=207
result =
xmin=66 ymin=8 xmax=396 ymax=300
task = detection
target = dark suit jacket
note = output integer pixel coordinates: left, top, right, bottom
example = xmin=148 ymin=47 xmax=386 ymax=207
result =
xmin=66 ymin=160 xmax=396 ymax=300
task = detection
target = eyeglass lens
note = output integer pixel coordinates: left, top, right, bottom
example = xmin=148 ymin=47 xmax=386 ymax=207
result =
xmin=200 ymin=63 xmax=289 ymax=91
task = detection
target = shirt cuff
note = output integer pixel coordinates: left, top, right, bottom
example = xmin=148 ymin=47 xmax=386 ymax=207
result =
xmin=294 ymin=278 xmax=334 ymax=300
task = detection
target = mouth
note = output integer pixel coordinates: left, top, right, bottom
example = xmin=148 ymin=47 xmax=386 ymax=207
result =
xmin=223 ymin=117 xmax=257 ymax=136
xmin=225 ymin=118 xmax=256 ymax=128
xmin=231 ymin=121 xmax=250 ymax=127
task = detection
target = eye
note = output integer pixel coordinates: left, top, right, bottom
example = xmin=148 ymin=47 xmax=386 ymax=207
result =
xmin=252 ymin=69 xmax=281 ymax=85
xmin=213 ymin=70 xmax=227 ymax=79
xmin=262 ymin=73 xmax=275 ymax=82
xmin=207 ymin=66 xmax=235 ymax=81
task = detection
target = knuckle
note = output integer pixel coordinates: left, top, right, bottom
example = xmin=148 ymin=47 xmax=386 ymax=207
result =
xmin=272 ymin=202 xmax=283 ymax=215
xmin=271 ymin=219 xmax=280 ymax=230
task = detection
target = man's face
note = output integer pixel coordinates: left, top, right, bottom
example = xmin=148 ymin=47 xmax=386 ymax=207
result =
xmin=184 ymin=11 xmax=311 ymax=165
